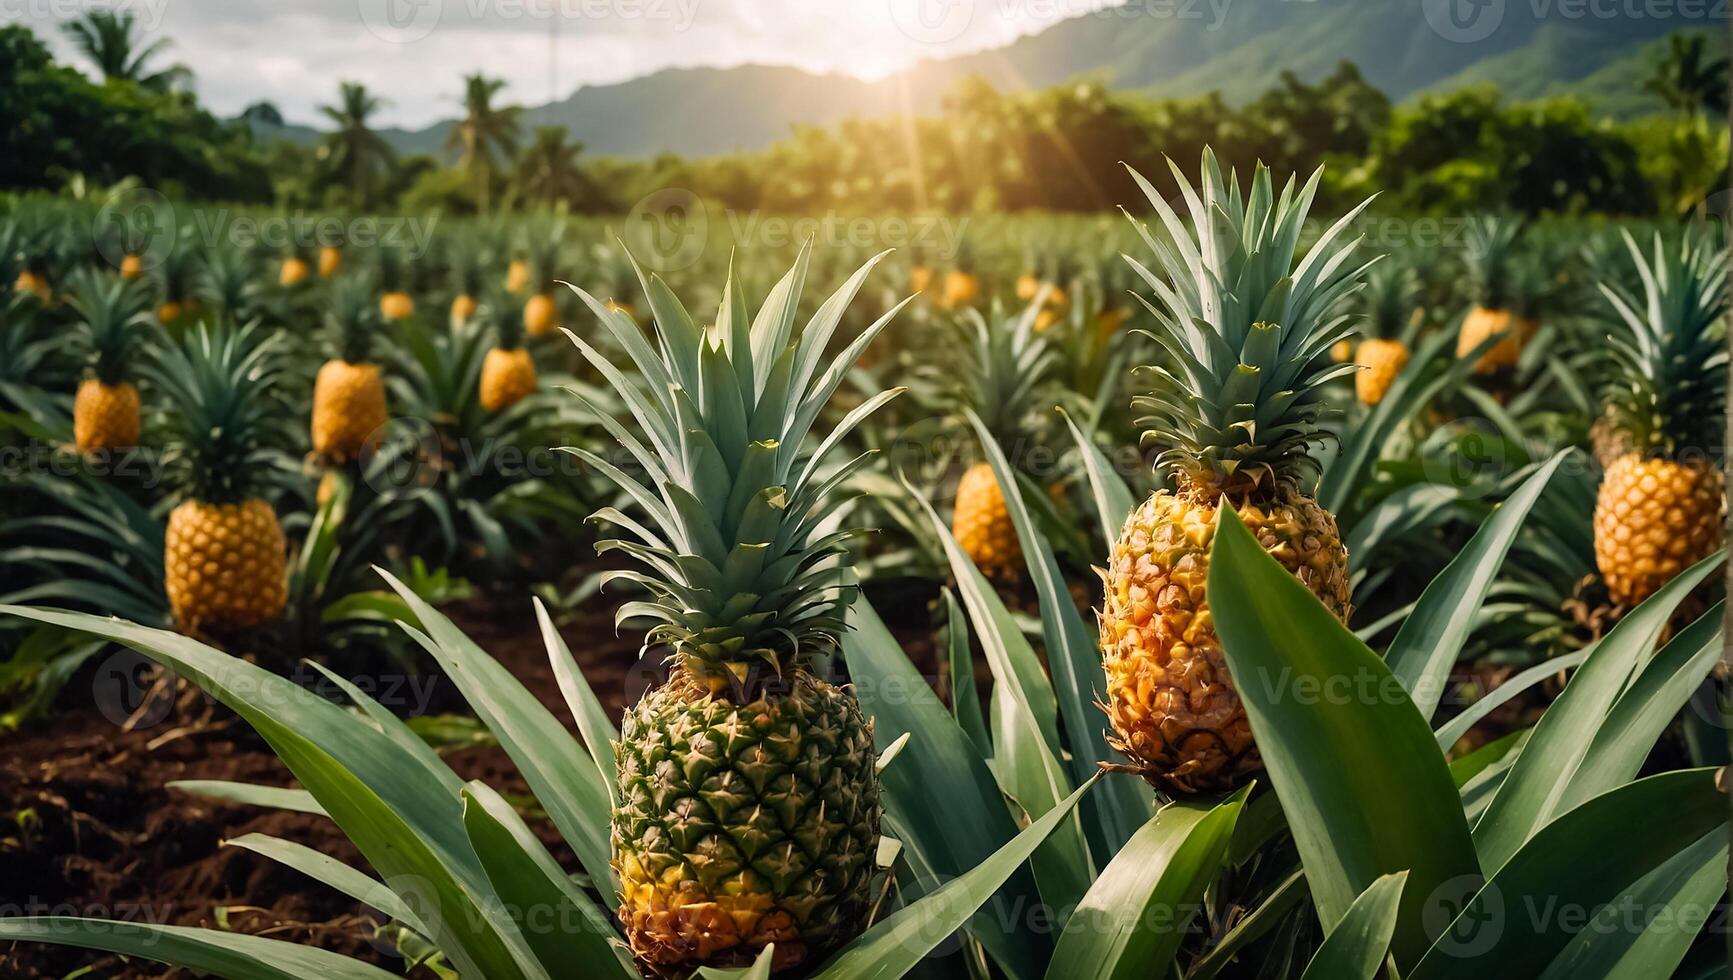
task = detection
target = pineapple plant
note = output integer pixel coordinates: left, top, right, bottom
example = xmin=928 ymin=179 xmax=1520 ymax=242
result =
xmin=278 ymin=243 xmax=312 ymax=287
xmin=1353 ymin=256 xmax=1419 ymax=406
xmin=311 ymin=279 xmax=389 ymax=463
xmin=196 ymin=245 xmax=260 ymax=326
xmin=67 ymin=269 xmax=150 ymax=453
xmin=939 ymin=244 xmax=980 ymax=310
xmin=477 ymin=299 xmax=537 ymax=412
xmin=1591 ymin=229 xmax=1728 ymax=607
xmin=147 ymin=323 xmax=288 ymax=634
xmin=448 ymin=240 xmax=484 ymax=326
xmin=575 ymin=249 xmax=897 ymax=974
xmin=153 ymin=244 xmax=197 ymax=326
xmin=377 ymin=247 xmax=414 ymax=321
xmin=947 ymin=301 xmax=1058 ymax=585
xmin=1455 ymin=216 xmax=1531 ymax=374
xmin=1101 ymin=152 xmax=1372 ymax=795
xmin=317 ymin=243 xmax=342 ymax=277
xmin=521 ymin=228 xmax=561 ymax=338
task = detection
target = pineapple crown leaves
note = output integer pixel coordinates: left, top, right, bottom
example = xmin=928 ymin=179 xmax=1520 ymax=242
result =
xmin=195 ymin=246 xmax=261 ymax=325
xmin=483 ymin=291 xmax=528 ymax=351
xmin=1121 ymin=150 xmax=1378 ymax=491
xmin=558 ymin=241 xmax=911 ymax=683
xmin=325 ymin=276 xmax=382 ymax=364
xmin=374 ymin=246 xmax=408 ymax=293
xmin=154 ymin=243 xmax=200 ymax=304
xmin=1596 ymin=228 xmax=1730 ymax=458
xmin=941 ymin=299 xmax=1061 ymax=449
xmin=66 ymin=267 xmax=151 ymax=385
xmin=1463 ymin=215 xmax=1525 ymax=310
xmin=145 ymin=321 xmax=289 ymax=504
xmin=1362 ymin=254 xmax=1419 ymax=341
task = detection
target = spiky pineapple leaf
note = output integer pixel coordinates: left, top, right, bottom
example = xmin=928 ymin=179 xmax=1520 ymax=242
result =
xmin=843 ymin=599 xmax=1049 ymax=979
xmin=224 ymin=833 xmax=432 ymax=937
xmin=1045 ymin=788 xmax=1247 ymax=980
xmin=1298 ymin=872 xmax=1406 ymax=980
xmin=1471 ymin=549 xmax=1724 ymax=871
xmin=535 ymin=597 xmax=619 ymax=808
xmin=1206 ymin=507 xmax=1479 ymax=968
xmin=1059 ymin=408 xmax=1136 ymax=553
xmin=1386 ymin=450 xmax=1569 ymax=720
xmin=1433 ymin=651 xmax=1588 ymax=749
xmin=813 ymin=778 xmax=1100 ymax=979
xmin=1412 ymin=770 xmax=1730 ymax=980
xmin=964 ymin=408 xmax=1153 ymax=852
xmin=943 ymin=589 xmax=991 ymax=759
xmin=0 ymin=919 xmax=401 ymax=980
xmin=0 ymin=605 xmax=543 ymax=980
xmin=169 ymin=780 xmax=325 ymax=816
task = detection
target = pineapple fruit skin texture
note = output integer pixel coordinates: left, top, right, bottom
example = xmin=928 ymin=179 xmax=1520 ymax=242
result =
xmin=1456 ymin=306 xmax=1535 ymax=374
xmin=379 ymin=291 xmax=415 ymax=322
xmin=524 ymin=292 xmax=556 ymax=337
xmin=165 ymin=498 xmax=287 ymax=633
xmin=613 ymin=669 xmax=880 ymax=974
xmin=1593 ymin=455 xmax=1723 ymax=606
xmin=480 ymin=347 xmax=537 ymax=412
xmin=73 ymin=379 xmax=140 ymax=452
xmin=311 ymin=360 xmax=387 ymax=462
xmin=1354 ymin=338 xmax=1410 ymax=406
xmin=1100 ymin=486 xmax=1351 ymax=795
xmin=953 ymin=461 xmax=1022 ymax=584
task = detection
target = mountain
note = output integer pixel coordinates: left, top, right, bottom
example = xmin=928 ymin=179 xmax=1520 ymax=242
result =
xmin=250 ymin=0 xmax=1687 ymax=159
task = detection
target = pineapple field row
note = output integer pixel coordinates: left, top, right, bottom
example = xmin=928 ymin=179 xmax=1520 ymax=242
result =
xmin=0 ymin=150 xmax=1729 ymax=980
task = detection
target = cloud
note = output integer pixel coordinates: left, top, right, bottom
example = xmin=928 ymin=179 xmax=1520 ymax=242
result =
xmin=13 ymin=0 xmax=1103 ymax=129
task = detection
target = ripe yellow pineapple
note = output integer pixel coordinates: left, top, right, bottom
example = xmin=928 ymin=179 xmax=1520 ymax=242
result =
xmin=376 ymin=247 xmax=414 ymax=321
xmin=1590 ymin=230 xmax=1727 ymax=607
xmin=119 ymin=254 xmax=143 ymax=281
xmin=574 ymin=247 xmax=892 ymax=974
xmin=279 ymin=255 xmax=311 ymax=287
xmin=311 ymin=281 xmax=389 ymax=462
xmin=946 ymin=299 xmax=1058 ymax=585
xmin=1352 ymin=259 xmax=1419 ymax=406
xmin=147 ymin=324 xmax=288 ymax=633
xmin=68 ymin=269 xmax=149 ymax=453
xmin=1455 ymin=217 xmax=1530 ymax=374
xmin=479 ymin=303 xmax=537 ymax=412
xmin=939 ymin=248 xmax=980 ymax=311
xmin=450 ymin=292 xmax=477 ymax=325
xmin=1101 ymin=152 xmax=1373 ymax=795
xmin=318 ymin=245 xmax=342 ymax=277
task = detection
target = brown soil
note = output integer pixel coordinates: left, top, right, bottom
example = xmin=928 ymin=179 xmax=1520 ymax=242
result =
xmin=0 ymin=592 xmax=641 ymax=980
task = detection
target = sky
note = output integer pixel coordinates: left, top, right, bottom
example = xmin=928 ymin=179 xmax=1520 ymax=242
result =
xmin=16 ymin=0 xmax=1109 ymax=129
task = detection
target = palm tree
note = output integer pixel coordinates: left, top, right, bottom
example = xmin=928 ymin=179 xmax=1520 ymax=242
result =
xmin=1644 ymin=32 xmax=1729 ymax=118
xmin=446 ymin=74 xmax=522 ymax=214
xmin=516 ymin=127 xmax=586 ymax=207
xmin=61 ymin=9 xmax=190 ymax=91
xmin=317 ymin=82 xmax=395 ymax=208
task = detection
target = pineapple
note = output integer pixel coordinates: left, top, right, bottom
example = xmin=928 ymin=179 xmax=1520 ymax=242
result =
xmin=154 ymin=246 xmax=197 ymax=327
xmin=576 ymin=248 xmax=896 ymax=973
xmin=947 ymin=300 xmax=1058 ymax=585
xmin=522 ymin=229 xmax=562 ymax=338
xmin=1353 ymin=258 xmax=1419 ymax=406
xmin=119 ymin=254 xmax=144 ymax=281
xmin=311 ymin=279 xmax=389 ymax=462
xmin=147 ymin=324 xmax=288 ymax=633
xmin=1591 ymin=230 xmax=1728 ymax=607
xmin=279 ymin=247 xmax=312 ymax=287
xmin=504 ymin=255 xmax=530 ymax=295
xmin=318 ymin=244 xmax=343 ymax=278
xmin=1456 ymin=216 xmax=1531 ymax=374
xmin=478 ymin=301 xmax=537 ymax=412
xmin=68 ymin=269 xmax=149 ymax=453
xmin=448 ymin=242 xmax=484 ymax=326
xmin=1101 ymin=152 xmax=1372 ymax=795
xmin=377 ymin=248 xmax=414 ymax=321
xmin=939 ymin=245 xmax=980 ymax=310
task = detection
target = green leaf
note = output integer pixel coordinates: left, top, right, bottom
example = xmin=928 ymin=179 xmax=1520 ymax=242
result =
xmin=1299 ymin=872 xmax=1407 ymax=980
xmin=1059 ymin=407 xmax=1136 ymax=554
xmin=1471 ymin=550 xmax=1724 ymax=871
xmin=814 ymin=778 xmax=1100 ymax=979
xmin=1387 ymin=451 xmax=1567 ymax=720
xmin=1186 ymin=869 xmax=1307 ymax=980
xmin=843 ymin=598 xmax=1049 ymax=978
xmin=534 ymin=597 xmax=620 ymax=807
xmin=965 ymin=408 xmax=1153 ymax=853
xmin=379 ymin=571 xmax=615 ymax=892
xmin=988 ymin=683 xmax=1095 ymax=924
xmin=696 ymin=944 xmax=775 ymax=980
xmin=224 ymin=834 xmax=432 ymax=937
xmin=1434 ymin=650 xmax=1588 ymax=750
xmin=460 ymin=782 xmax=639 ymax=980
xmin=1536 ymin=827 xmax=1728 ymax=980
xmin=943 ymin=589 xmax=991 ymax=759
xmin=1206 ymin=507 xmax=1479 ymax=967
xmin=1559 ymin=601 xmax=1724 ymax=810
xmin=1045 ymin=789 xmax=1247 ymax=980
xmin=0 ymin=918 xmax=402 ymax=980
xmin=1413 ymin=770 xmax=1730 ymax=980
xmin=166 ymin=781 xmax=326 ymax=816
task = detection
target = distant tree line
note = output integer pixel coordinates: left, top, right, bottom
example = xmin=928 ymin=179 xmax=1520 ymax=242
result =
xmin=1 ymin=15 xmax=1725 ymax=218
